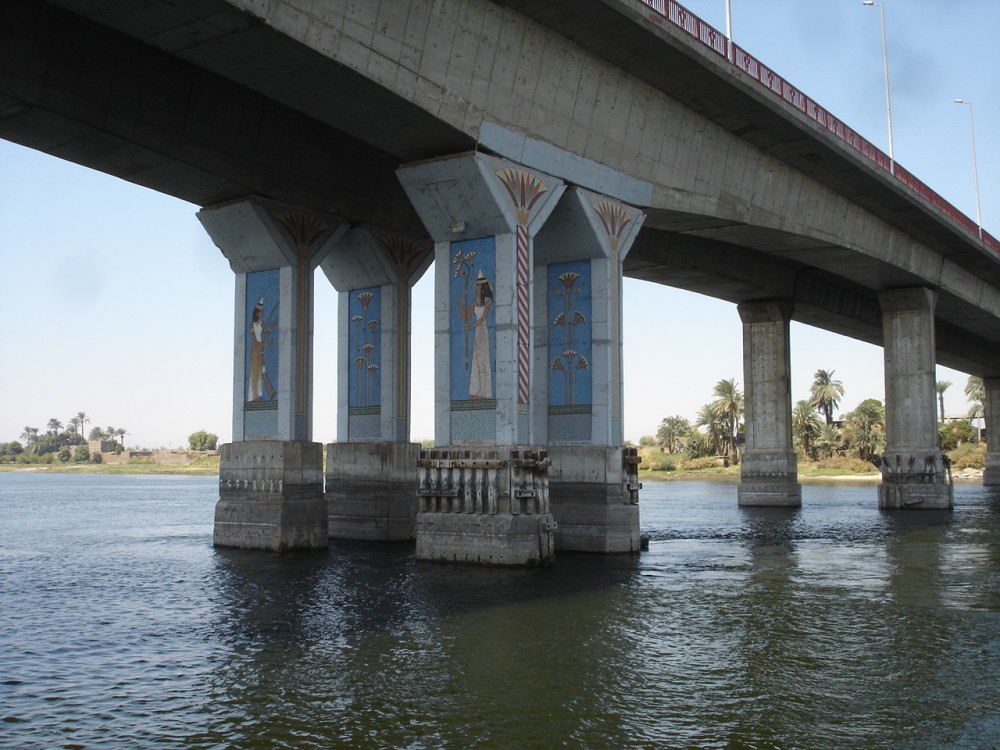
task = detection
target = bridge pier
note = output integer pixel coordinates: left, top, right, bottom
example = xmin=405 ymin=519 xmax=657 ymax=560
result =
xmin=199 ymin=198 xmax=345 ymax=549
xmin=983 ymin=377 xmax=1000 ymax=486
xmin=534 ymin=186 xmax=645 ymax=551
xmin=737 ymin=300 xmax=801 ymax=507
xmin=319 ymin=228 xmax=432 ymax=540
xmin=878 ymin=289 xmax=953 ymax=509
xmin=399 ymin=152 xmax=565 ymax=565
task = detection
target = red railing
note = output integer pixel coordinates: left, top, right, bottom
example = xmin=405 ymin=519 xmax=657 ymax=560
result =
xmin=639 ymin=0 xmax=999 ymax=256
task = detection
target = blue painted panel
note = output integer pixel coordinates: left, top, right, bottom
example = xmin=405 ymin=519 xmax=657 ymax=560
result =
xmin=449 ymin=238 xmax=496 ymax=405
xmin=347 ymin=287 xmax=381 ymax=409
xmin=548 ymin=260 xmax=592 ymax=407
xmin=245 ymin=269 xmax=280 ymax=406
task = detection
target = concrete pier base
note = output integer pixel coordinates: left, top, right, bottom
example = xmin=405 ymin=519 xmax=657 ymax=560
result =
xmin=983 ymin=377 xmax=1000 ymax=486
xmin=738 ymin=450 xmax=802 ymax=507
xmin=546 ymin=446 xmax=641 ymax=553
xmin=879 ymin=452 xmax=953 ymax=509
xmin=878 ymin=289 xmax=953 ymax=510
xmin=326 ymin=442 xmax=420 ymax=540
xmin=215 ymin=440 xmax=327 ymax=550
xmin=737 ymin=300 xmax=801 ymax=507
xmin=415 ymin=447 xmax=556 ymax=567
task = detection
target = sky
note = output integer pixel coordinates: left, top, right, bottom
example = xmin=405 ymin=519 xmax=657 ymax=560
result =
xmin=1 ymin=0 xmax=996 ymax=449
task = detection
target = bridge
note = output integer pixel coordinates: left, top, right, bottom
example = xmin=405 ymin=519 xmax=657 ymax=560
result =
xmin=4 ymin=0 xmax=998 ymax=563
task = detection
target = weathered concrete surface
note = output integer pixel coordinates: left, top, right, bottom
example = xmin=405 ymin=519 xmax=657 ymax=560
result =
xmin=415 ymin=447 xmax=556 ymax=566
xmin=878 ymin=289 xmax=953 ymax=509
xmin=326 ymin=441 xmax=420 ymax=541
xmin=983 ymin=377 xmax=1000 ymax=486
xmin=737 ymin=300 xmax=801 ymax=507
xmin=215 ymin=440 xmax=327 ymax=550
xmin=7 ymin=0 xmax=1000 ymax=376
xmin=546 ymin=446 xmax=641 ymax=553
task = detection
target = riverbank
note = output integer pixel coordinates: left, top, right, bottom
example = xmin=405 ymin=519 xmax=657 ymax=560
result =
xmin=0 ymin=456 xmax=220 ymax=476
xmin=3 ymin=460 xmax=983 ymax=483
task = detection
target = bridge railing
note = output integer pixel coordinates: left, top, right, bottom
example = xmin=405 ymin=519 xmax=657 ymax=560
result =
xmin=639 ymin=0 xmax=999 ymax=256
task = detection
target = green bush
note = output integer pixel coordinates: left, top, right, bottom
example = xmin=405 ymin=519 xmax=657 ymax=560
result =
xmin=810 ymin=455 xmax=878 ymax=472
xmin=683 ymin=456 xmax=725 ymax=470
xmin=640 ymin=450 xmax=680 ymax=471
xmin=72 ymin=446 xmax=89 ymax=463
xmin=939 ymin=421 xmax=976 ymax=451
xmin=949 ymin=443 xmax=985 ymax=470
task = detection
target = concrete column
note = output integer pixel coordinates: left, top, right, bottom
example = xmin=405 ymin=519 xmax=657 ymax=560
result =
xmin=983 ymin=376 xmax=1000 ymax=485
xmin=533 ymin=187 xmax=646 ymax=551
xmin=878 ymin=288 xmax=953 ymax=509
xmin=319 ymin=228 xmax=433 ymax=539
xmin=198 ymin=197 xmax=346 ymax=549
xmin=398 ymin=152 xmax=565 ymax=565
xmin=736 ymin=300 xmax=801 ymax=507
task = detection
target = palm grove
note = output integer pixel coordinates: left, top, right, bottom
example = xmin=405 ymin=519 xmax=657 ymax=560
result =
xmin=1 ymin=410 xmax=218 ymax=464
xmin=647 ymin=371 xmax=986 ymax=471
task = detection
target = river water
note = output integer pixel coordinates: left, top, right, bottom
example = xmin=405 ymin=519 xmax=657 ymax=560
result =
xmin=1 ymin=473 xmax=998 ymax=749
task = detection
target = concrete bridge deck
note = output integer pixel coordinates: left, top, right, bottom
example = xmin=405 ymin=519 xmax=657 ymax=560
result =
xmin=3 ymin=0 xmax=998 ymax=378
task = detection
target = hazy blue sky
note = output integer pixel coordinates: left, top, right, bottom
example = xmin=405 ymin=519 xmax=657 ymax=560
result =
xmin=1 ymin=0 xmax=996 ymax=449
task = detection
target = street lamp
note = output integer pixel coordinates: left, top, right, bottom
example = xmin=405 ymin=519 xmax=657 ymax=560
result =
xmin=954 ymin=98 xmax=984 ymax=240
xmin=863 ymin=1 xmax=895 ymax=174
xmin=725 ymin=0 xmax=733 ymax=63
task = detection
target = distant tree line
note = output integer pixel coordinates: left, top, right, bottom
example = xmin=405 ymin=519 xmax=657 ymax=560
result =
xmin=648 ymin=371 xmax=986 ymax=469
xmin=2 ymin=410 xmax=219 ymax=464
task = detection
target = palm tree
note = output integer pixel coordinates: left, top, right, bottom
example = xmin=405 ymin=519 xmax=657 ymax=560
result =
xmin=656 ymin=416 xmax=691 ymax=454
xmin=842 ymin=399 xmax=885 ymax=465
xmin=712 ymin=378 xmax=744 ymax=466
xmin=792 ymin=399 xmax=823 ymax=458
xmin=936 ymin=380 xmax=952 ymax=422
xmin=814 ymin=424 xmax=842 ymax=459
xmin=696 ymin=401 xmax=728 ymax=459
xmin=20 ymin=426 xmax=40 ymax=453
xmin=810 ymin=369 xmax=845 ymax=425
xmin=75 ymin=411 xmax=91 ymax=439
xmin=965 ymin=376 xmax=985 ymax=441
xmin=114 ymin=428 xmax=127 ymax=448
xmin=47 ymin=418 xmax=63 ymax=437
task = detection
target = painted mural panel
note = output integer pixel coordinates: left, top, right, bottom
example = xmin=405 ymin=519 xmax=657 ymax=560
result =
xmin=548 ymin=260 xmax=592 ymax=408
xmin=450 ymin=237 xmax=496 ymax=407
xmin=245 ymin=269 xmax=279 ymax=408
xmin=348 ymin=287 xmax=381 ymax=412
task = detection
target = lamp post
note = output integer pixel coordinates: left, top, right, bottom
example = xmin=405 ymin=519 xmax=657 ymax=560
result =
xmin=725 ymin=0 xmax=733 ymax=62
xmin=863 ymin=1 xmax=895 ymax=174
xmin=954 ymin=98 xmax=984 ymax=240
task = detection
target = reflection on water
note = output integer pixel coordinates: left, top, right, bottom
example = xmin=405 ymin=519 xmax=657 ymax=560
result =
xmin=1 ymin=474 xmax=999 ymax=749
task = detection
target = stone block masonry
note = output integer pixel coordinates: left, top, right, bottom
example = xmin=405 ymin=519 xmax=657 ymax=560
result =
xmin=415 ymin=447 xmax=556 ymax=566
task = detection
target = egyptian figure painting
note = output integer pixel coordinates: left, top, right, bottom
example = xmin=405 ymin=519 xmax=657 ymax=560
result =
xmin=548 ymin=260 xmax=592 ymax=407
xmin=245 ymin=269 xmax=280 ymax=405
xmin=450 ymin=237 xmax=496 ymax=403
xmin=348 ymin=287 xmax=381 ymax=409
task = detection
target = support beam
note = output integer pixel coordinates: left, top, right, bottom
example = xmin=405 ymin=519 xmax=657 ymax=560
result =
xmin=737 ymin=300 xmax=801 ymax=507
xmin=878 ymin=288 xmax=953 ymax=509
xmin=319 ymin=227 xmax=433 ymax=540
xmin=398 ymin=152 xmax=564 ymax=565
xmin=983 ymin=376 xmax=1000 ymax=486
xmin=534 ymin=186 xmax=645 ymax=551
xmin=199 ymin=197 xmax=345 ymax=549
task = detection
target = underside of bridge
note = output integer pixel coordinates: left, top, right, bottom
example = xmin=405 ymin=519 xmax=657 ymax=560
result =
xmin=3 ymin=0 xmax=1000 ymax=378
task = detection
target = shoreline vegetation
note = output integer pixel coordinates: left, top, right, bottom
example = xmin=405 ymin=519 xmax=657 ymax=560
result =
xmin=0 ymin=454 xmax=985 ymax=483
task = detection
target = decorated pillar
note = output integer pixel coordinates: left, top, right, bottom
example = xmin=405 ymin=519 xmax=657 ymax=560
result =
xmin=736 ymin=300 xmax=801 ymax=507
xmin=533 ymin=187 xmax=645 ymax=552
xmin=198 ymin=197 xmax=346 ymax=549
xmin=397 ymin=153 xmax=564 ymax=566
xmin=319 ymin=228 xmax=433 ymax=540
xmin=983 ymin=376 xmax=1000 ymax=485
xmin=878 ymin=288 xmax=953 ymax=509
